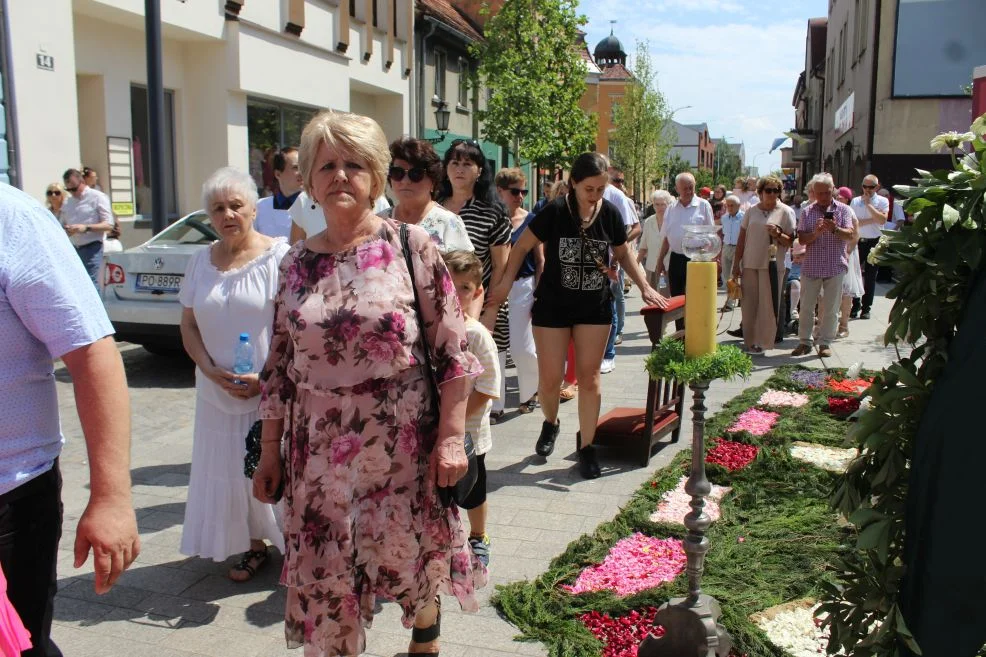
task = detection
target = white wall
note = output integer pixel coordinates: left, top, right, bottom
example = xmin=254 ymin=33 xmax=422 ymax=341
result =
xmin=7 ymin=0 xmax=81 ymax=198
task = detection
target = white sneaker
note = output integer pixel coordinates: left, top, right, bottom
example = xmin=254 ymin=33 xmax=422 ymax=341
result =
xmin=600 ymin=358 xmax=616 ymax=374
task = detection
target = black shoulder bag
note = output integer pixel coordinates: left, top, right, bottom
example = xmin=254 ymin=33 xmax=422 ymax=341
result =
xmin=399 ymin=223 xmax=478 ymax=508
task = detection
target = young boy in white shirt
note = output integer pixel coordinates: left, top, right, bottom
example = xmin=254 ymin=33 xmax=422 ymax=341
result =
xmin=442 ymin=250 xmax=501 ymax=568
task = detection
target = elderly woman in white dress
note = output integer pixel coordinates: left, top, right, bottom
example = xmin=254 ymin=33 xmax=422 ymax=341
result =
xmin=179 ymin=167 xmax=287 ymax=581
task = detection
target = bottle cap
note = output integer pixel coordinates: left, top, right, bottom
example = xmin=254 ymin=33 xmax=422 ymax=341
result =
xmin=239 ymin=333 xmax=249 ymax=342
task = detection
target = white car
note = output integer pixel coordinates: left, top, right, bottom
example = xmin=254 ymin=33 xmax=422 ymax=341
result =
xmin=102 ymin=210 xmax=217 ymax=353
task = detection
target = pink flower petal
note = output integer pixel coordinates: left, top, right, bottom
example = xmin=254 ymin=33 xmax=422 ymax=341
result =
xmin=563 ymin=533 xmax=686 ymax=597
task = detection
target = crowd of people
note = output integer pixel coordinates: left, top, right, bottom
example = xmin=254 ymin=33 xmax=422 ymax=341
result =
xmin=4 ymin=104 xmax=908 ymax=657
xmin=44 ymin=166 xmax=124 ymax=288
xmin=168 ymin=112 xmax=670 ymax=657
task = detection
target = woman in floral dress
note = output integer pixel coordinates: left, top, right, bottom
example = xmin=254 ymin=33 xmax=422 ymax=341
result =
xmin=252 ymin=111 xmax=485 ymax=657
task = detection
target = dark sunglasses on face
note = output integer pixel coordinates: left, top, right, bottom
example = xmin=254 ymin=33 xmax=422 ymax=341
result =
xmin=507 ymin=188 xmax=528 ymax=197
xmin=388 ymin=165 xmax=427 ymax=183
xmin=46 ymin=190 xmax=62 ymax=197
xmin=763 ymin=187 xmax=782 ymax=194
xmin=862 ymin=184 xmax=876 ymax=189
xmin=612 ymin=178 xmax=625 ymax=185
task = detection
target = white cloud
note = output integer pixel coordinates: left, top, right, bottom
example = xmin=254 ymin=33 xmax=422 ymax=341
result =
xmin=580 ymin=1 xmax=829 ymax=173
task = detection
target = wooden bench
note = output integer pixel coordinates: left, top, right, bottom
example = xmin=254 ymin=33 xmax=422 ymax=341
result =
xmin=593 ymin=296 xmax=687 ymax=467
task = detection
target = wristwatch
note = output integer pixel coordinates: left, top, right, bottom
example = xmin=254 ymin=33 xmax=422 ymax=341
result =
xmin=83 ymin=225 xmax=91 ymax=233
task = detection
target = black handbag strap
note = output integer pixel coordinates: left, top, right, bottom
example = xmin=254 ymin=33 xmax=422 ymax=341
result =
xmin=399 ymin=223 xmax=441 ymax=407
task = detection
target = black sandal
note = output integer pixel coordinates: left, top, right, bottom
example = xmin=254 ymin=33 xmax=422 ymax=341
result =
xmin=408 ymin=597 xmax=441 ymax=655
xmin=228 ymin=547 xmax=268 ymax=582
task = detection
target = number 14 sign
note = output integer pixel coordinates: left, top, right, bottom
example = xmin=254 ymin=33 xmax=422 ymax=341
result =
xmin=36 ymin=53 xmax=54 ymax=71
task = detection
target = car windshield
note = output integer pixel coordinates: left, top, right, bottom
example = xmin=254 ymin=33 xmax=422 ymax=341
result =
xmin=150 ymin=213 xmax=219 ymax=245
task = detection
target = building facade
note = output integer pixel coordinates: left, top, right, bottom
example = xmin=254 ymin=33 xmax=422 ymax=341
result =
xmin=414 ymin=0 xmax=514 ymax=173
xmin=791 ymin=18 xmax=827 ymax=192
xmin=579 ymin=30 xmax=632 ymax=161
xmin=819 ymin=0 xmax=975 ymax=190
xmin=671 ymin=121 xmax=715 ymax=170
xmin=5 ymin=0 xmax=411 ymax=243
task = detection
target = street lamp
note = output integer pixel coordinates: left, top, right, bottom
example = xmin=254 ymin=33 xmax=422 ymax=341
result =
xmin=714 ymin=136 xmax=729 ymax=184
xmin=429 ymin=101 xmax=451 ymax=144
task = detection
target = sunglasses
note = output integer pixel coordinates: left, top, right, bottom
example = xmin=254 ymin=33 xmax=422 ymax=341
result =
xmin=46 ymin=190 xmax=62 ymax=197
xmin=762 ymin=188 xmax=782 ymax=194
xmin=388 ymin=165 xmax=427 ymax=183
xmin=862 ymin=184 xmax=876 ymax=189
xmin=450 ymin=138 xmax=482 ymax=149
xmin=612 ymin=178 xmax=625 ymax=185
xmin=507 ymin=188 xmax=528 ymax=197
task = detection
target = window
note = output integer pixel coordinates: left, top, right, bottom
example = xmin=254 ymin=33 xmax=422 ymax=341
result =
xmin=856 ymin=0 xmax=868 ymax=59
xmin=457 ymin=58 xmax=469 ymax=108
xmin=434 ymin=49 xmax=446 ymax=101
xmin=893 ymin=0 xmax=984 ymax=96
xmin=246 ymin=99 xmax=317 ymax=195
xmin=130 ymin=85 xmax=178 ymax=221
xmin=838 ymin=25 xmax=846 ymax=86
xmin=826 ymin=50 xmax=833 ymax=102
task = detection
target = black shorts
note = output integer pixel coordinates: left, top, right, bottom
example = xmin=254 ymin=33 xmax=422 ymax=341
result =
xmin=531 ymin=295 xmax=612 ymax=328
xmin=458 ymin=454 xmax=487 ymax=510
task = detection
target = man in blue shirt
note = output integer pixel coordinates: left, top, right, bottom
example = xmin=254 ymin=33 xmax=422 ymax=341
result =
xmin=719 ymin=195 xmax=744 ymax=310
xmin=0 ymin=184 xmax=139 ymax=656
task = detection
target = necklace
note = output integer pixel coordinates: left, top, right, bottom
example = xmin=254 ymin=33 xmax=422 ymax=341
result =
xmin=568 ymin=196 xmax=601 ymax=227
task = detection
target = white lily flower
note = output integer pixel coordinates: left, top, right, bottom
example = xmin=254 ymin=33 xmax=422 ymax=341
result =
xmin=972 ymin=114 xmax=986 ymax=140
xmin=930 ymin=131 xmax=975 ymax=151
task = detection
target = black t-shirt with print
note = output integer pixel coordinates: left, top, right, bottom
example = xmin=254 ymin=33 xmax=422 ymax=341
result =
xmin=528 ymin=196 xmax=627 ymax=306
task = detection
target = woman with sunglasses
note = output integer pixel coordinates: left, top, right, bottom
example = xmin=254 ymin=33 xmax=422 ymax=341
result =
xmin=44 ymin=183 xmax=67 ymax=218
xmin=488 ymin=153 xmax=667 ymax=479
xmin=439 ymin=140 xmax=512 ymax=416
xmin=381 ymin=137 xmax=473 ymax=253
xmin=730 ymin=175 xmax=796 ymax=354
xmin=494 ymin=168 xmax=543 ymax=416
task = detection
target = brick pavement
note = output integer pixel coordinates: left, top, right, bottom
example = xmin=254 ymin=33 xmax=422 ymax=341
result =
xmin=50 ymin=285 xmax=897 ymax=657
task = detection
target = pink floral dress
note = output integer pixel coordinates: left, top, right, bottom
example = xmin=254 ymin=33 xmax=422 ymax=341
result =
xmin=259 ymin=219 xmax=486 ymax=656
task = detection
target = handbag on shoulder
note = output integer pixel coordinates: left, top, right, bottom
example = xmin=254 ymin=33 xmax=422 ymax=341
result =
xmin=399 ymin=223 xmax=478 ymax=508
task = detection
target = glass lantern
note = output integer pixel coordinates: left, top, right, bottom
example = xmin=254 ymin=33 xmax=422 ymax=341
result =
xmin=681 ymin=225 xmax=722 ymax=261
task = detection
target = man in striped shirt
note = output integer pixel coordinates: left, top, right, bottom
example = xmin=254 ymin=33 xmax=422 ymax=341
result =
xmin=791 ymin=173 xmax=856 ymax=358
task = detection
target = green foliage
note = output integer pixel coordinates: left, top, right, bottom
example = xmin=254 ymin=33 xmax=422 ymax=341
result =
xmin=644 ymin=338 xmax=752 ymax=384
xmin=492 ymin=367 xmax=857 ymax=657
xmin=609 ymin=41 xmax=675 ymax=200
xmin=472 ymin=0 xmax=596 ymax=171
xmin=714 ymin=141 xmax=744 ymax=188
xmin=820 ymin=115 xmax=986 ymax=656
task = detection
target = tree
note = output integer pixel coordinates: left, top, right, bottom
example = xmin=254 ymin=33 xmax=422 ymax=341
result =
xmin=472 ymin=0 xmax=596 ymax=174
xmin=609 ymin=41 xmax=675 ymax=200
xmin=713 ymin=141 xmax=744 ymax=188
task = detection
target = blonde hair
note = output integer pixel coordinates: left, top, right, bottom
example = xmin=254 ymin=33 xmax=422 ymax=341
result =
xmin=756 ymin=175 xmax=784 ymax=195
xmin=494 ymin=167 xmax=526 ymax=189
xmin=548 ymin=179 xmax=568 ymax=201
xmin=44 ymin=182 xmax=67 ymax=212
xmin=299 ymin=111 xmax=389 ymax=205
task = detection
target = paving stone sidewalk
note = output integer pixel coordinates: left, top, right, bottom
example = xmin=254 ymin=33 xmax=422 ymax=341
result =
xmin=50 ymin=286 xmax=898 ymax=657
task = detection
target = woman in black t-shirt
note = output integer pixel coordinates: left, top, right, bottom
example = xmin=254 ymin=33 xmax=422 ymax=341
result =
xmin=488 ymin=153 xmax=667 ymax=479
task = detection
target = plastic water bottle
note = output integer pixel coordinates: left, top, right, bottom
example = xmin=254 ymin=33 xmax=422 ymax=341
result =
xmin=658 ymin=273 xmax=668 ymax=291
xmin=233 ymin=333 xmax=253 ymax=375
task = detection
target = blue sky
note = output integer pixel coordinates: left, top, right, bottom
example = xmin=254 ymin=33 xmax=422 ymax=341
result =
xmin=579 ymin=0 xmax=828 ymax=174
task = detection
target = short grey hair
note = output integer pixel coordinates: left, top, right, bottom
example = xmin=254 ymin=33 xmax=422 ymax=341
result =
xmin=651 ymin=189 xmax=674 ymax=205
xmin=809 ymin=172 xmax=835 ymax=191
xmin=675 ymin=171 xmax=696 ymax=186
xmin=724 ymin=194 xmax=741 ymax=205
xmin=202 ymin=167 xmax=259 ymax=209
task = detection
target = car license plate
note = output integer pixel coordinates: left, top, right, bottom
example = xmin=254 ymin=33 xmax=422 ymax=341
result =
xmin=136 ymin=273 xmax=183 ymax=293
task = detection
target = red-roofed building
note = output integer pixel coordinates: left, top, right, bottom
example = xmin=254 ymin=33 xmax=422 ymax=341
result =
xmin=579 ymin=28 xmax=634 ymax=161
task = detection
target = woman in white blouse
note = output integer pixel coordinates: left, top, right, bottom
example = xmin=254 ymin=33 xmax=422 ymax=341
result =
xmin=638 ymin=189 xmax=673 ymax=290
xmin=178 ymin=167 xmax=286 ymax=581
